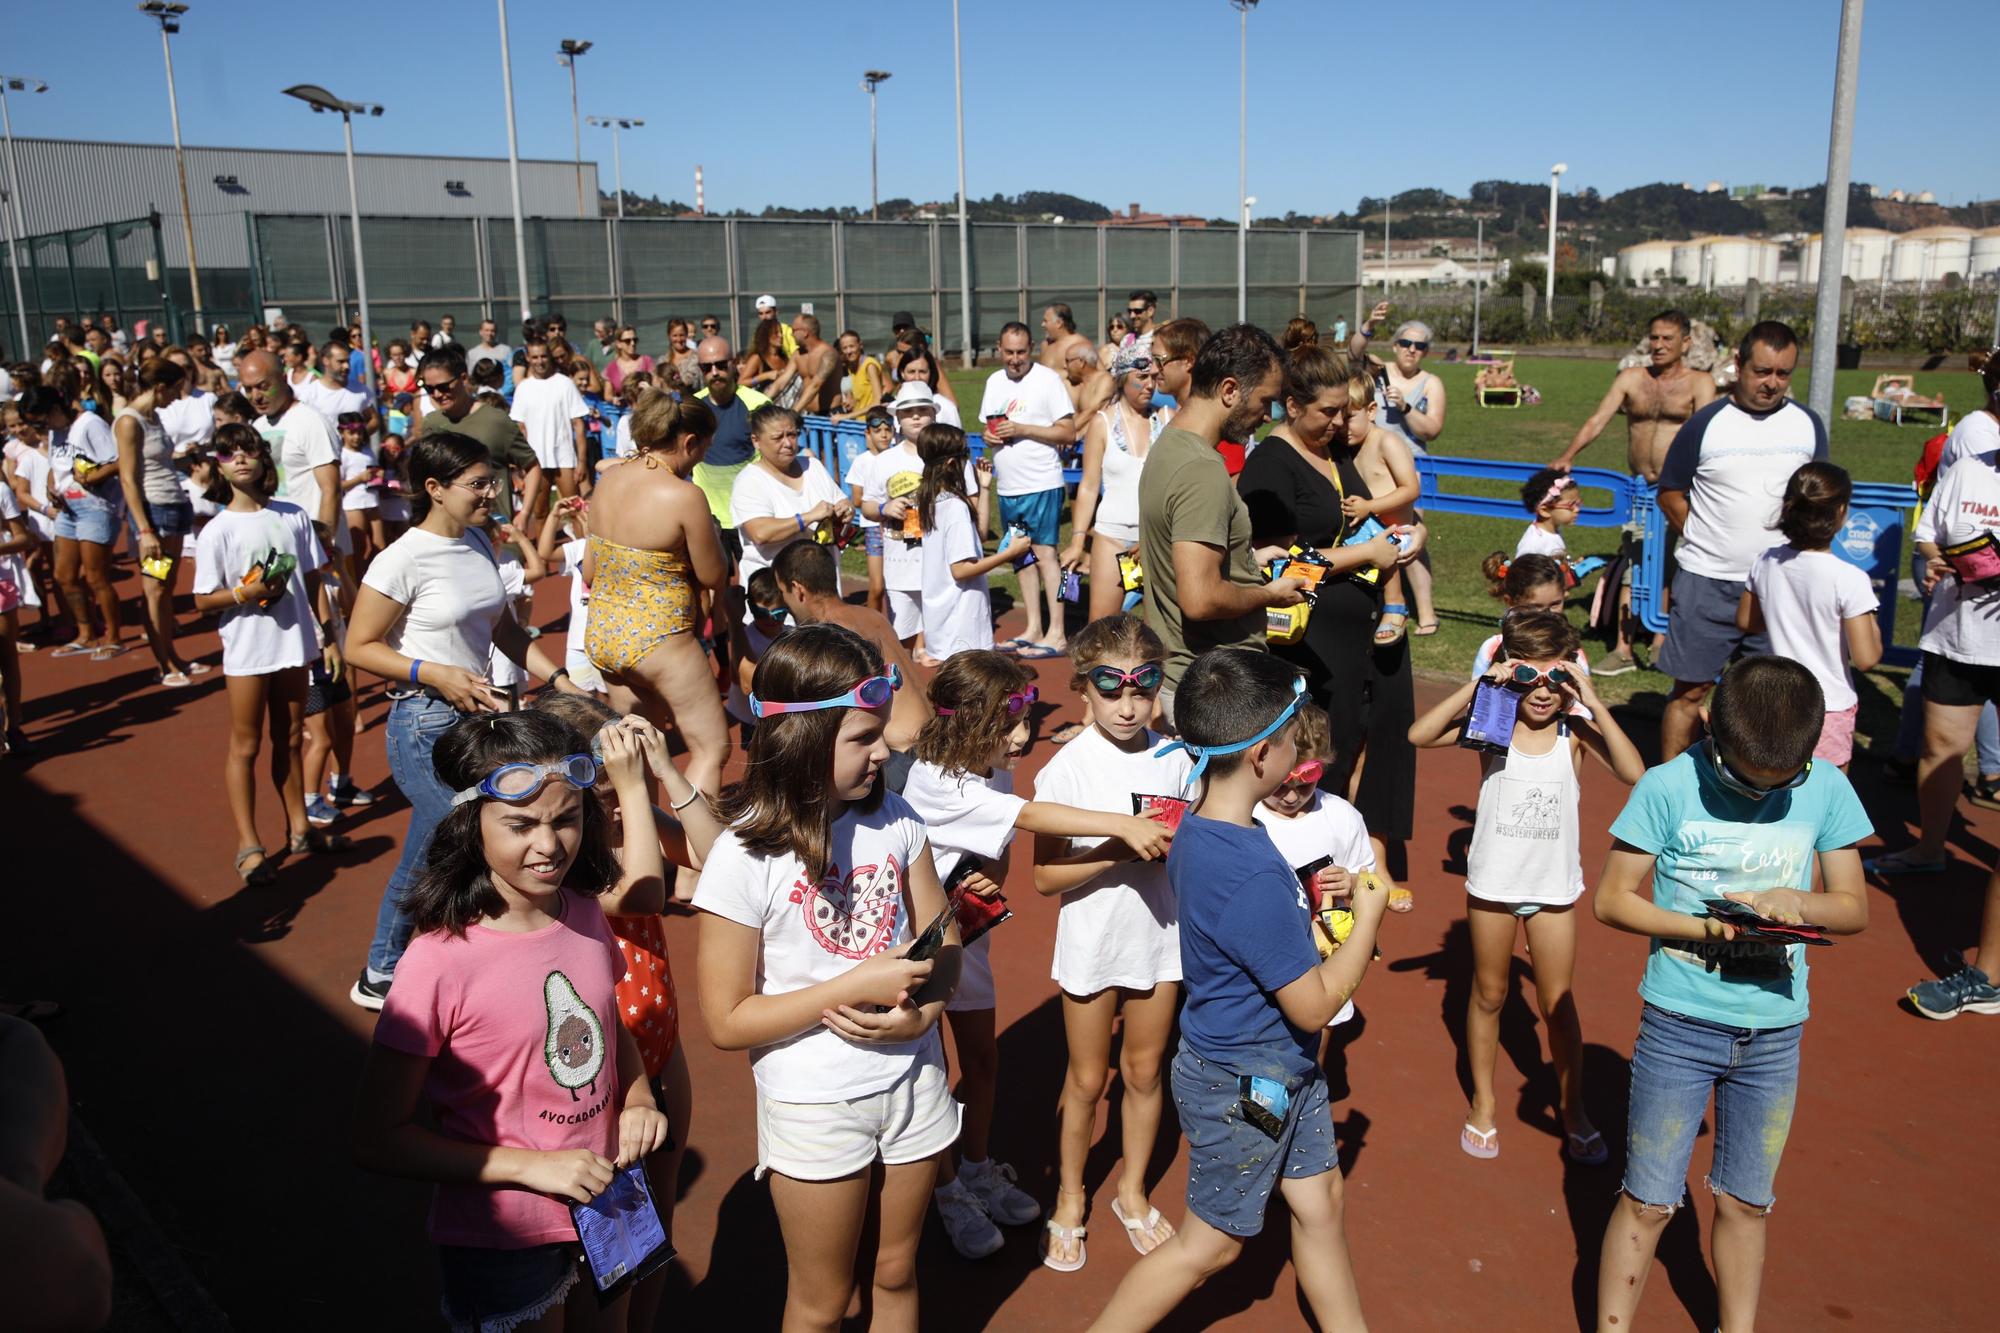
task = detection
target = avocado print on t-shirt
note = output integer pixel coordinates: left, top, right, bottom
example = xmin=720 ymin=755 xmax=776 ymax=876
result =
xmin=543 ymin=971 xmax=607 ymax=1101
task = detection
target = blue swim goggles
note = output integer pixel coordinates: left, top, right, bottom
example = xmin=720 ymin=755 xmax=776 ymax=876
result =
xmin=451 ymin=754 xmax=599 ymax=807
xmin=1156 ymin=675 xmax=1308 ymax=793
xmin=750 ymin=663 xmax=903 ymax=720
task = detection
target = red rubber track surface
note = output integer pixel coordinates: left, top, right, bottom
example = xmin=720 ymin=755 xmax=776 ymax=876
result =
xmin=4 ymin=572 xmax=1992 ymax=1331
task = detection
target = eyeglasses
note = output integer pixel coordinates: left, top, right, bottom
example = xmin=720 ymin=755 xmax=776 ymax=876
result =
xmin=1086 ymin=663 xmax=1164 ymax=698
xmin=699 ymin=359 xmax=733 ymax=373
xmin=450 ymin=754 xmax=598 ymax=807
xmin=1704 ymin=738 xmax=1810 ymax=801
xmin=1394 ymin=338 xmax=1431 ymax=352
xmin=750 ymin=664 xmax=903 ymax=719
xmin=935 ymin=684 xmax=1038 ymax=718
xmin=1280 ymin=759 xmax=1325 ymax=788
xmin=453 ymin=476 xmax=502 ymax=497
xmin=1501 ymin=663 xmax=1575 ymax=691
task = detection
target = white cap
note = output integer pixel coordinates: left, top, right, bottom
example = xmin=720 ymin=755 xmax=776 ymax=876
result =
xmin=890 ymin=381 xmax=938 ymax=414
xmin=754 ymin=294 xmax=777 ymax=311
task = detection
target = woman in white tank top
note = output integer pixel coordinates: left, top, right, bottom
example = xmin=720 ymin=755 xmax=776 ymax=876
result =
xmin=1060 ymin=345 xmax=1163 ymax=621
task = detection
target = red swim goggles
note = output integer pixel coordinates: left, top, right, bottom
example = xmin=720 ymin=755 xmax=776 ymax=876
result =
xmin=936 ymin=685 xmax=1038 ymax=717
xmin=1086 ymin=662 xmax=1165 ymax=698
xmin=750 ymin=664 xmax=903 ymax=719
xmin=1280 ymin=759 xmax=1325 ymax=788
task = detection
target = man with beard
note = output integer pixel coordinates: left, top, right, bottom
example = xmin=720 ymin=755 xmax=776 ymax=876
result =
xmin=1136 ymin=323 xmax=1305 ymax=723
xmin=691 ymin=335 xmax=771 ymax=557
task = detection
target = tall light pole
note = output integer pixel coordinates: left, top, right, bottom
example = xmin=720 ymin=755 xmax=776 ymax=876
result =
xmin=1545 ymin=162 xmax=1567 ymax=319
xmin=1807 ymin=0 xmax=1864 ymax=425
xmin=557 ymin=39 xmax=592 ymax=219
xmin=1231 ymin=1 xmax=1258 ymax=323
xmin=0 ymin=75 xmax=44 ymax=356
xmin=1471 ymin=216 xmax=1484 ymax=356
xmin=861 ymin=70 xmax=892 ymax=222
xmin=585 ymin=117 xmax=642 ymax=220
xmin=496 ymin=0 xmax=532 ymax=325
xmin=951 ymin=0 xmax=972 ymax=368
xmin=284 ymin=85 xmax=382 ymax=397
xmin=1382 ymin=197 xmax=1391 ymax=302
xmin=139 ymin=2 xmax=205 ymax=338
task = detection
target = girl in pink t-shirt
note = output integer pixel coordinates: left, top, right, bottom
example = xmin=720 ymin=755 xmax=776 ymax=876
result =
xmin=356 ymin=710 xmax=669 ymax=1331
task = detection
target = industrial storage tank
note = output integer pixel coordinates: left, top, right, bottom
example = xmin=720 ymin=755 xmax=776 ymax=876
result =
xmin=1802 ymin=227 xmax=1892 ymax=284
xmin=1967 ymin=226 xmax=2000 ymax=279
xmin=1888 ymin=226 xmax=1975 ymax=282
xmin=1671 ymin=236 xmax=1780 ymax=288
xmin=1616 ymin=239 xmax=1678 ymax=287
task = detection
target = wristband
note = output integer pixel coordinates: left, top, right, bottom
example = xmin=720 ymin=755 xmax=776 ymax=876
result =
xmin=550 ymin=667 xmax=571 ymax=685
xmin=408 ymin=658 xmax=424 ymax=684
xmin=670 ymin=788 xmax=703 ymax=813
xmin=232 ymin=584 xmax=246 ymax=604
xmin=795 ymin=513 xmax=805 ymax=532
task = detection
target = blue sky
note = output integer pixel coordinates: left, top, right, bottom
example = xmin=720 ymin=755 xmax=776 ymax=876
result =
xmin=6 ymin=1 xmax=1989 ymax=219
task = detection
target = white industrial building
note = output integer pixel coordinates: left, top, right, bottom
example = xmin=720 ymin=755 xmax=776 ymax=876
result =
xmin=1670 ymin=235 xmax=1780 ymax=289
xmin=1801 ymin=227 xmax=1894 ymax=284
xmin=1971 ymin=227 xmax=2000 ymax=280
xmin=1888 ymin=226 xmax=1976 ymax=283
xmin=1614 ymin=239 xmax=1678 ymax=286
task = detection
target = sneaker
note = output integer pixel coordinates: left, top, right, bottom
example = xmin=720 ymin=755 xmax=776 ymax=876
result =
xmin=1907 ymin=966 xmax=2000 ymax=1020
xmin=349 ymin=974 xmax=391 ymax=1012
xmin=935 ymin=1180 xmax=1005 ymax=1259
xmin=961 ymin=1159 xmax=1041 ymax=1226
xmin=329 ymin=776 xmax=377 ymax=809
xmin=305 ymin=795 xmax=338 ymax=828
xmin=1592 ymin=649 xmax=1637 ymax=678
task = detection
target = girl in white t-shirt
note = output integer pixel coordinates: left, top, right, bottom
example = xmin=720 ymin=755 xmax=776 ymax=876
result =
xmin=1031 ymin=615 xmax=1192 ymax=1271
xmin=533 ymin=495 xmax=605 ymax=695
xmin=692 ymin=624 xmax=960 ymax=1333
xmin=846 ymin=407 xmax=898 ymax=618
xmin=905 ymin=649 xmax=1174 ymax=1259
xmin=0 ymin=483 xmax=34 ymax=752
xmin=1515 ymin=466 xmax=1580 ymax=561
xmin=336 ymin=414 xmax=380 ymax=571
xmin=189 ymin=422 xmax=342 ymax=885
xmin=915 ymin=425 xmax=1028 ymax=665
xmin=1409 ymin=608 xmax=1643 ymax=1165
xmin=1738 ymin=462 xmax=1882 ymax=769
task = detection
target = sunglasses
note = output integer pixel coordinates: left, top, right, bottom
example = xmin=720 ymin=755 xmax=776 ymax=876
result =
xmin=1705 ymin=738 xmax=1811 ymax=801
xmin=1086 ymin=663 xmax=1164 ymax=698
xmin=936 ymin=685 xmax=1038 ymax=718
xmin=1281 ymin=759 xmax=1325 ymax=787
xmin=421 ymin=379 xmax=460 ymax=397
xmin=699 ymin=359 xmax=733 ymax=373
xmin=1394 ymin=338 xmax=1431 ymax=352
xmin=700 ymin=322 xmax=720 ymax=331
xmin=451 ymin=754 xmax=598 ymax=807
xmin=1126 ymin=307 xmax=1149 ymax=316
xmin=751 ymin=664 xmax=903 ymax=719
xmin=212 ymin=443 xmax=269 ymax=461
xmin=1502 ymin=663 xmax=1575 ymax=691
xmin=618 ymin=336 xmax=636 ymax=344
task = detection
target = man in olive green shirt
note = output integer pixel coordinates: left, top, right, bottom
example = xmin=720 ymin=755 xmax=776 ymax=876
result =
xmin=412 ymin=346 xmax=543 ymax=525
xmin=1137 ymin=323 xmax=1304 ymax=720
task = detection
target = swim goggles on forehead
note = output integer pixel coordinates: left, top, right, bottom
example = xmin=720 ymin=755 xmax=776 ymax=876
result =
xmin=1087 ymin=663 xmax=1165 ymax=698
xmin=935 ymin=684 xmax=1038 ymax=717
xmin=451 ymin=754 xmax=599 ymax=807
xmin=1156 ymin=675 xmax=1308 ymax=791
xmin=750 ymin=664 xmax=902 ymax=719
xmin=1703 ymin=738 xmax=1810 ymax=802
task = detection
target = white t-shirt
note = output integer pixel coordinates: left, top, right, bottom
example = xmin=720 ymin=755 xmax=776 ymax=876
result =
xmin=1656 ymin=398 xmax=1827 ymax=582
xmin=867 ymin=442 xmax=928 ymax=593
xmin=845 ymin=448 xmax=889 ymax=530
xmin=191 ymin=501 xmax=325 ymax=675
xmin=1744 ymin=544 xmax=1877 ymax=712
xmin=1916 ymin=455 xmax=2000 ymax=666
xmin=180 ymin=473 xmax=220 ymax=524
xmin=1032 ymin=725 xmax=1190 ymax=994
xmin=977 ymin=362 xmax=1073 ymax=497
xmin=340 ymin=446 xmax=378 ymax=512
xmin=560 ymin=536 xmax=594 ymax=680
xmin=902 ymin=759 xmax=1025 ymax=883
xmin=5 ymin=443 xmax=54 ymax=539
xmin=1253 ymin=790 xmax=1376 ymax=1026
xmin=1515 ymin=524 xmax=1567 ymax=560
xmin=1935 ymin=409 xmax=2000 ymax=473
xmin=692 ymin=792 xmax=945 ymax=1103
xmin=257 ymin=400 xmax=339 ymax=525
xmin=729 ymin=456 xmax=847 ymax=585
xmin=361 ymin=526 xmax=509 ymax=674
xmin=611 ymin=413 xmax=635 ymax=460
xmin=509 ymin=375 xmax=587 ymax=468
xmin=158 ymin=389 xmax=216 ymax=455
xmin=0 ymin=484 xmax=37 ymax=608
xmin=51 ymin=412 xmax=120 ymax=503
xmin=487 ymin=562 xmax=532 ymax=689
xmin=296 ymin=378 xmax=367 ymax=430
xmin=919 ymin=493 xmax=992 ymax=660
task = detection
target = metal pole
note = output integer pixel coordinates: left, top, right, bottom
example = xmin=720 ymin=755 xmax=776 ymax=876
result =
xmin=0 ymin=86 xmax=28 ymax=353
xmin=496 ymin=0 xmax=532 ymax=324
xmin=951 ymin=0 xmax=972 ymax=368
xmin=1807 ymin=0 xmax=1863 ymax=425
xmin=566 ymin=57 xmax=585 ymax=218
xmin=341 ymin=111 xmax=374 ymax=399
xmin=869 ymin=83 xmax=879 ymax=222
xmin=1472 ymin=217 xmax=1483 ymax=356
xmin=1545 ymin=171 xmax=1562 ymax=317
xmin=1382 ymin=201 xmax=1390 ymax=302
xmin=156 ymin=23 xmax=205 ymax=334
xmin=1236 ymin=1 xmax=1247 ymax=323
xmin=611 ymin=124 xmax=624 ymax=220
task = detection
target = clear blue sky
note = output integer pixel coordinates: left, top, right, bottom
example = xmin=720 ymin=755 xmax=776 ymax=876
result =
xmin=5 ymin=1 xmax=1989 ymax=219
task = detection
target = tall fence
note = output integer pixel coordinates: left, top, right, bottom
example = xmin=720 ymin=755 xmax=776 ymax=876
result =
xmin=241 ymin=214 xmax=1363 ymax=356
xmin=0 ymin=214 xmax=201 ymax=357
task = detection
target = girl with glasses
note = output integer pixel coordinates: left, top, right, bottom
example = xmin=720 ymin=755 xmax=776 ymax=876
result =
xmin=1513 ymin=466 xmax=1584 ymax=564
xmin=604 ymin=326 xmax=653 ymax=399
xmin=905 ymin=648 xmax=1175 ymax=1260
xmin=354 ymin=710 xmax=668 ymax=1333
xmin=1407 ymin=608 xmax=1643 ymax=1165
xmin=1063 ymin=345 xmax=1166 ymax=624
xmin=1030 ymin=615 xmax=1194 ymax=1272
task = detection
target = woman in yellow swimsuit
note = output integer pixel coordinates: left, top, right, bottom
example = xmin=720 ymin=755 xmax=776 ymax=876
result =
xmin=582 ymin=392 xmax=731 ymax=799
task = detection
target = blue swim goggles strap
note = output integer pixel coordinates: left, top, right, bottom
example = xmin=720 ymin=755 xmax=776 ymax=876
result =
xmin=749 ymin=663 xmax=904 ymax=720
xmin=1155 ymin=676 xmax=1308 ymax=793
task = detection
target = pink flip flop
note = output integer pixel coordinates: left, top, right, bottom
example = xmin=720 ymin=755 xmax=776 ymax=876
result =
xmin=1040 ymin=1219 xmax=1086 ymax=1272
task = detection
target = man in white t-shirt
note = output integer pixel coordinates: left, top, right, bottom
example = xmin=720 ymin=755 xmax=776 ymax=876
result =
xmin=977 ymin=322 xmax=1076 ymax=655
xmin=466 ymin=319 xmax=512 ymax=379
xmin=238 ymin=349 xmax=343 ymax=549
xmin=509 ymin=341 xmax=588 ymax=501
xmin=1654 ymin=321 xmax=1827 ymax=761
xmin=297 ymin=341 xmax=376 ymax=437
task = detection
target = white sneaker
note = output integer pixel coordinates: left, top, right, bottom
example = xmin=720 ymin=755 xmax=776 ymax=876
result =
xmin=961 ymin=1159 xmax=1041 ymax=1226
xmin=936 ymin=1180 xmax=1005 ymax=1259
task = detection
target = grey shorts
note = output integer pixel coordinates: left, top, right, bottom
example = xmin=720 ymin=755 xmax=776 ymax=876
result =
xmin=1172 ymin=1042 xmax=1337 ymax=1237
xmin=1655 ymin=569 xmax=1768 ymax=685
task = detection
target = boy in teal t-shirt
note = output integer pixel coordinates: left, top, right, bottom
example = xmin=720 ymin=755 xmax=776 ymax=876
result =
xmin=1591 ymin=655 xmax=1871 ymax=1333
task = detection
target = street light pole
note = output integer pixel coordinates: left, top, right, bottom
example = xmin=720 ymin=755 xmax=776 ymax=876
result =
xmin=1472 ymin=216 xmax=1484 ymax=356
xmin=1808 ymin=0 xmax=1864 ymax=425
xmin=558 ymin=40 xmax=592 ymax=219
xmin=861 ymin=71 xmax=892 ymax=222
xmin=284 ymin=85 xmax=382 ymax=399
xmin=496 ymin=0 xmax=532 ymax=325
xmin=1545 ymin=162 xmax=1567 ymax=320
xmin=0 ymin=76 xmax=44 ymax=356
xmin=586 ymin=117 xmax=641 ymax=220
xmin=139 ymin=3 xmax=204 ymax=339
xmin=1231 ymin=1 xmax=1257 ymax=324
xmin=951 ymin=0 xmax=972 ymax=368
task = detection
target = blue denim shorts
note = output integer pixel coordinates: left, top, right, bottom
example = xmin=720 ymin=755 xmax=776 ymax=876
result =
xmin=863 ymin=524 xmax=885 ymax=558
xmin=1172 ymin=1041 xmax=1336 ymax=1237
xmin=437 ymin=1242 xmax=581 ymax=1332
xmin=52 ymin=490 xmax=120 ymax=545
xmin=1622 ymin=1003 xmax=1801 ymax=1211
xmin=998 ymin=486 xmax=1064 ymax=549
xmin=128 ymin=497 xmax=195 ymax=540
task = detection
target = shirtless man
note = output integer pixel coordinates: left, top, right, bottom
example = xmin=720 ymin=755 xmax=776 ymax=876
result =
xmin=771 ymin=538 xmax=931 ymax=760
xmin=768 ymin=313 xmax=841 ymax=415
xmin=1040 ymin=302 xmax=1093 ymax=369
xmin=1062 ymin=341 xmax=1114 ymax=422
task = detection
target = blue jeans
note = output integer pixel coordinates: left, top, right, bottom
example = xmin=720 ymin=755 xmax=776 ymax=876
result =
xmin=365 ymin=694 xmax=462 ymax=978
xmin=1621 ymin=1003 xmax=1801 ymax=1211
xmin=1894 ymin=658 xmax=2000 ymax=773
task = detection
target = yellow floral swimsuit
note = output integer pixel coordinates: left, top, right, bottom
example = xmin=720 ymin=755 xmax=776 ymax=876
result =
xmin=584 ymin=536 xmax=694 ymax=674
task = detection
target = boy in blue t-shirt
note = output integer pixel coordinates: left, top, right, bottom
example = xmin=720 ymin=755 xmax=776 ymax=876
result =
xmin=1592 ymin=655 xmax=1871 ymax=1333
xmin=1091 ymin=649 xmax=1387 ymax=1333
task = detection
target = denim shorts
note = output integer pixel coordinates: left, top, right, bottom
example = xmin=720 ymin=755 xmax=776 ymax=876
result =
xmin=52 ymin=490 xmax=120 ymax=545
xmin=128 ymin=497 xmax=195 ymax=540
xmin=1655 ymin=570 xmax=1770 ymax=685
xmin=1622 ymin=1002 xmax=1801 ymax=1211
xmin=998 ymin=486 xmax=1064 ymax=548
xmin=1172 ymin=1041 xmax=1337 ymax=1237
xmin=436 ymin=1241 xmax=580 ymax=1332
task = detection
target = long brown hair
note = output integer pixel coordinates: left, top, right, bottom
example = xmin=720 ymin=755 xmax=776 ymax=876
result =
xmin=914 ymin=651 xmax=1035 ymax=778
xmin=914 ymin=423 xmax=971 ymax=532
xmin=721 ymin=623 xmax=886 ymax=880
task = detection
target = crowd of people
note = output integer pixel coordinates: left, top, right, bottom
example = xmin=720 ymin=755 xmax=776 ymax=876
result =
xmin=5 ymin=293 xmax=1998 ymax=1333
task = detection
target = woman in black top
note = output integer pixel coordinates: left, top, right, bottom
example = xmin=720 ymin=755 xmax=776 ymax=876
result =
xmin=1239 ymin=345 xmax=1421 ymax=845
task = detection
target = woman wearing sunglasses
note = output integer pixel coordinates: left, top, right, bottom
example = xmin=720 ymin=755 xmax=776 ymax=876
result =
xmin=1408 ymin=608 xmax=1643 ymax=1166
xmin=1063 ymin=345 xmax=1165 ymax=624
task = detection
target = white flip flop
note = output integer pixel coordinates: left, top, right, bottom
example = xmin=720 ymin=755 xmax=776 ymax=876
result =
xmin=1109 ymin=1198 xmax=1173 ymax=1255
xmin=1040 ymin=1218 xmax=1086 ymax=1272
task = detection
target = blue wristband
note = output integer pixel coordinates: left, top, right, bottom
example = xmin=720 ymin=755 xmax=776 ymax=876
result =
xmin=795 ymin=513 xmax=805 ymax=532
xmin=408 ymin=658 xmax=423 ymax=684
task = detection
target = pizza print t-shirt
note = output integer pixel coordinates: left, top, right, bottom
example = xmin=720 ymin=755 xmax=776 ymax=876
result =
xmin=693 ymin=791 xmax=943 ymax=1102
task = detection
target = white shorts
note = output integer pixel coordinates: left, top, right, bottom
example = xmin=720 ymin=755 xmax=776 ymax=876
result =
xmin=530 ymin=433 xmax=579 ymax=471
xmin=946 ymin=933 xmax=994 ymax=1012
xmin=755 ymin=1057 xmax=959 ymax=1181
xmin=563 ymin=645 xmax=605 ymax=693
xmin=887 ymin=588 xmax=923 ymax=640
